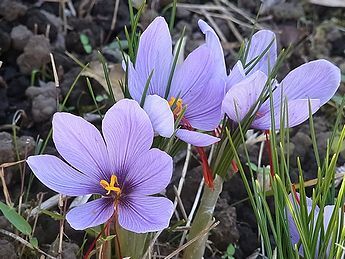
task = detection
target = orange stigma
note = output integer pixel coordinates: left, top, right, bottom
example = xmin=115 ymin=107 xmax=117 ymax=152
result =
xmin=168 ymin=97 xmax=183 ymax=116
xmin=100 ymin=175 xmax=121 ymax=196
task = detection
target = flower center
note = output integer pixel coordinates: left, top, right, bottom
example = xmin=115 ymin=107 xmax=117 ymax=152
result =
xmin=168 ymin=97 xmax=184 ymax=116
xmin=100 ymin=175 xmax=121 ymax=196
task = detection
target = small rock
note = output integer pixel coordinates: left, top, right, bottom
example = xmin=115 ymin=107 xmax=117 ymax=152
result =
xmin=26 ymin=82 xmax=57 ymax=123
xmin=17 ymin=35 xmax=51 ymax=74
xmin=0 ymin=216 xmax=11 ymax=231
xmin=10 ymin=25 xmax=33 ymax=51
xmin=49 ymin=240 xmax=79 ymax=259
xmin=272 ymin=3 xmax=304 ymax=20
xmin=24 ymin=8 xmax=58 ymax=41
xmin=0 ymin=240 xmax=18 ymax=259
xmin=211 ymin=199 xmax=240 ymax=251
xmin=0 ymin=132 xmax=15 ymax=164
xmin=0 ymin=0 xmax=27 ymax=22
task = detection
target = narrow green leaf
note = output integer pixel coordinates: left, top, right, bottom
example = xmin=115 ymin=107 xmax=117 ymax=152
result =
xmin=0 ymin=201 xmax=32 ymax=235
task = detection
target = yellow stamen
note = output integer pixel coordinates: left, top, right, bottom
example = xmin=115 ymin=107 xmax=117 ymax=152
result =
xmin=100 ymin=175 xmax=121 ymax=195
xmin=168 ymin=97 xmax=183 ymax=116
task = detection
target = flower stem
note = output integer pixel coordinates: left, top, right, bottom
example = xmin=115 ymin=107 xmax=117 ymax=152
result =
xmin=182 ymin=175 xmax=223 ymax=259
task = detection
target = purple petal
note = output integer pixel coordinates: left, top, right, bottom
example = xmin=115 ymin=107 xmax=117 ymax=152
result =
xmin=184 ymin=76 xmax=225 ymax=131
xmin=245 ymin=30 xmax=277 ymax=76
xmin=126 ymin=60 xmax=146 ymax=102
xmin=143 ymin=95 xmax=174 ymax=138
xmin=278 ymin=59 xmax=341 ymax=105
xmin=130 ymin=16 xmax=173 ymax=99
xmin=226 ymin=61 xmax=246 ymax=92
xmin=102 ymin=99 xmax=153 ymax=179
xmin=252 ymin=99 xmax=320 ymax=130
xmin=27 ymin=155 xmax=101 ymax=196
xmin=175 ymin=129 xmax=219 ymax=147
xmin=118 ymin=195 xmax=173 ymax=233
xmin=122 ymin=148 xmax=172 ymax=195
xmin=170 ymin=44 xmax=214 ymax=101
xmin=66 ymin=198 xmax=114 ymax=230
xmin=52 ymin=112 xmax=110 ymax=181
xmin=198 ymin=19 xmax=226 ymax=77
xmin=222 ymin=71 xmax=267 ymax=122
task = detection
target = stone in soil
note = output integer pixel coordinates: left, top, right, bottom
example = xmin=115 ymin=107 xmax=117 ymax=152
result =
xmin=24 ymin=8 xmax=58 ymax=41
xmin=10 ymin=25 xmax=33 ymax=51
xmin=0 ymin=0 xmax=27 ymax=22
xmin=25 ymin=82 xmax=57 ymax=123
xmin=0 ymin=239 xmax=18 ymax=259
xmin=0 ymin=132 xmax=35 ymax=186
xmin=17 ymin=35 xmax=51 ymax=74
xmin=211 ymin=198 xmax=240 ymax=251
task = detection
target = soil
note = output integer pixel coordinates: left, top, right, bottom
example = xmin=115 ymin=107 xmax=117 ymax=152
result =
xmin=0 ymin=0 xmax=344 ymax=258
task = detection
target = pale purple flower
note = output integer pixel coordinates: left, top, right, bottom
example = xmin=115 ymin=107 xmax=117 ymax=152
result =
xmin=27 ymin=99 xmax=174 ymax=233
xmin=198 ymin=19 xmax=277 ymax=92
xmin=126 ymin=17 xmax=223 ymax=147
xmin=198 ymin=21 xmax=340 ymax=129
xmin=287 ymin=194 xmax=344 ymax=256
xmin=222 ymin=60 xmax=340 ymax=129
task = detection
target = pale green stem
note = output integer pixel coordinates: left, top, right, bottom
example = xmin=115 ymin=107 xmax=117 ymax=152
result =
xmin=183 ymin=175 xmax=223 ymax=259
xmin=117 ymin=226 xmax=152 ymax=259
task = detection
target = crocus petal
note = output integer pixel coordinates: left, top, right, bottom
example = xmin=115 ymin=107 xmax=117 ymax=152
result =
xmin=184 ymin=76 xmax=225 ymax=131
xmin=143 ymin=95 xmax=174 ymax=138
xmin=52 ymin=113 xmax=110 ymax=181
xmin=278 ymin=59 xmax=341 ymax=105
xmin=66 ymin=198 xmax=114 ymax=230
xmin=122 ymin=148 xmax=172 ymax=195
xmin=129 ymin=16 xmax=173 ymax=100
xmin=118 ymin=195 xmax=173 ymax=233
xmin=222 ymin=71 xmax=267 ymax=122
xmin=252 ymin=99 xmax=320 ymax=130
xmin=245 ymin=30 xmax=277 ymax=76
xmin=170 ymin=44 xmax=214 ymax=101
xmin=27 ymin=155 xmax=101 ymax=196
xmin=226 ymin=60 xmax=246 ymax=92
xmin=198 ymin=19 xmax=226 ymax=77
xmin=102 ymin=99 xmax=153 ymax=180
xmin=175 ymin=129 xmax=220 ymax=147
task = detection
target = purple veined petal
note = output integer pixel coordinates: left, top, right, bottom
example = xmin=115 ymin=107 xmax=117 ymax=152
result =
xmin=252 ymin=99 xmax=320 ymax=130
xmin=184 ymin=76 xmax=225 ymax=131
xmin=278 ymin=59 xmax=341 ymax=105
xmin=66 ymin=198 xmax=114 ymax=230
xmin=198 ymin=19 xmax=226 ymax=77
xmin=122 ymin=148 xmax=172 ymax=195
xmin=287 ymin=208 xmax=300 ymax=247
xmin=143 ymin=95 xmax=174 ymax=138
xmin=126 ymin=60 xmax=146 ymax=102
xmin=27 ymin=155 xmax=102 ymax=196
xmin=102 ymin=99 xmax=154 ymax=180
xmin=118 ymin=195 xmax=173 ymax=233
xmin=52 ymin=112 xmax=110 ymax=181
xmin=175 ymin=129 xmax=220 ymax=147
xmin=169 ymin=44 xmax=214 ymax=100
xmin=245 ymin=30 xmax=277 ymax=76
xmin=133 ymin=16 xmax=173 ymax=98
xmin=222 ymin=71 xmax=268 ymax=122
xmin=226 ymin=60 xmax=246 ymax=92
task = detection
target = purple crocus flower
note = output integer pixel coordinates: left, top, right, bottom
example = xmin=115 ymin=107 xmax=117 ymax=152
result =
xmin=199 ymin=20 xmax=340 ymax=129
xmin=27 ymin=99 xmax=174 ymax=232
xmin=126 ymin=16 xmax=223 ymax=147
xmin=222 ymin=60 xmax=340 ymax=129
xmin=198 ymin=19 xmax=277 ymax=92
xmin=287 ymin=194 xmax=344 ymax=256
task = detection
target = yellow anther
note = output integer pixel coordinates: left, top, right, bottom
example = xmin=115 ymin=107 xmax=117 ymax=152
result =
xmin=100 ymin=175 xmax=121 ymax=195
xmin=168 ymin=96 xmax=183 ymax=116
